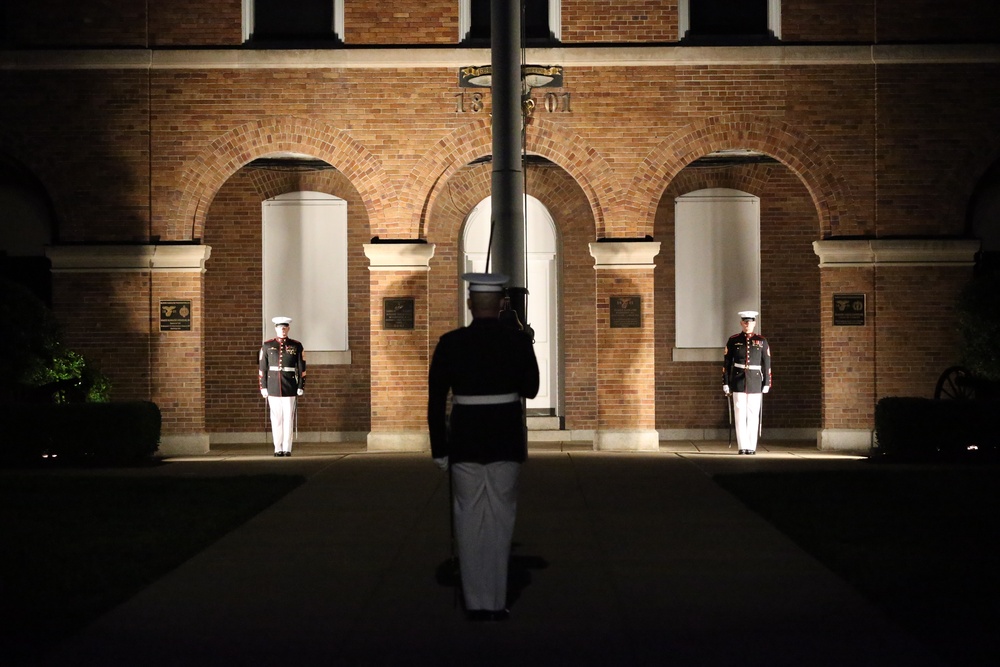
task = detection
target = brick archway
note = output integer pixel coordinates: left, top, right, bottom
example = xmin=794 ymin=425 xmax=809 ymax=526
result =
xmin=168 ymin=117 xmax=398 ymax=241
xmin=942 ymin=142 xmax=1000 ymax=236
xmin=406 ymin=116 xmax=621 ymax=239
xmin=0 ymin=133 xmax=70 ymax=239
xmin=627 ymin=113 xmax=865 ymax=238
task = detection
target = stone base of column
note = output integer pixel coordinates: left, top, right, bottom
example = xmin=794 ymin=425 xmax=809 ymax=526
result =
xmin=367 ymin=431 xmax=430 ymax=452
xmin=159 ymin=433 xmax=211 ymax=457
xmin=593 ymin=429 xmax=660 ymax=451
xmin=818 ymin=429 xmax=872 ymax=455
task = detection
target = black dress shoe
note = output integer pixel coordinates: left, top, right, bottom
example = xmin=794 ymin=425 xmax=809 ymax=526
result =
xmin=284 ymin=451 xmax=291 ymax=457
xmin=490 ymin=609 xmax=511 ymax=621
xmin=466 ymin=609 xmax=510 ymax=622
xmin=465 ymin=610 xmax=492 ymax=622
xmin=274 ymin=452 xmax=281 ymax=457
xmin=738 ymin=449 xmax=746 ymax=455
xmin=747 ymin=450 xmax=756 ymax=455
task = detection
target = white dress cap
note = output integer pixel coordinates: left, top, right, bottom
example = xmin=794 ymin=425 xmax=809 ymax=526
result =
xmin=738 ymin=310 xmax=759 ymax=320
xmin=462 ymin=272 xmax=509 ymax=293
xmin=272 ymin=316 xmax=293 ymax=326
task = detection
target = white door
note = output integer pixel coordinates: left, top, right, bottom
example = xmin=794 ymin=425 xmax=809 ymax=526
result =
xmin=462 ymin=196 xmax=558 ymax=413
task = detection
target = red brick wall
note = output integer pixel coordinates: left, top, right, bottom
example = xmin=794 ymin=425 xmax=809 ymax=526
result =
xmin=52 ymin=272 xmax=152 ymax=402
xmin=875 ymin=1 xmax=1000 ymax=43
xmin=369 ymin=270 xmax=430 ymax=432
xmin=874 ymin=266 xmax=970 ymax=400
xmin=344 ymin=0 xmax=457 ymax=45
xmin=150 ymin=272 xmax=205 ymax=432
xmin=203 ymin=166 xmax=372 ymax=434
xmin=561 ymin=1 xmax=678 ymax=43
xmin=150 ymin=1 xmax=242 ymax=46
xmin=6 ymin=0 xmax=148 ymax=47
xmin=820 ymin=267 xmax=876 ymax=429
xmin=52 ymin=269 xmax=206 ymax=433
xmin=782 ymin=1 xmax=875 ymax=43
xmin=596 ymin=271 xmax=656 ymax=430
xmin=0 ymin=70 xmax=150 ymax=242
xmin=876 ymin=63 xmax=1000 ymax=237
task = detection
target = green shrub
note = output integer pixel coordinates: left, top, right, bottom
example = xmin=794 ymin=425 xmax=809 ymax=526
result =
xmin=873 ymin=397 xmax=996 ymax=462
xmin=1 ymin=278 xmax=111 ymax=403
xmin=1 ymin=401 xmax=160 ymax=466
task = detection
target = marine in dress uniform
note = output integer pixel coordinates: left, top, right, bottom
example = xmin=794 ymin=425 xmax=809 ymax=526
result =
xmin=723 ymin=310 xmax=772 ymax=455
xmin=428 ymin=273 xmax=540 ymax=621
xmin=258 ymin=316 xmax=307 ymax=457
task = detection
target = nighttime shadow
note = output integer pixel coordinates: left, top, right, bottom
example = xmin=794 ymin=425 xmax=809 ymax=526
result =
xmin=435 ymin=555 xmax=461 ymax=588
xmin=436 ymin=544 xmax=549 ymax=610
xmin=507 ymin=544 xmax=549 ymax=607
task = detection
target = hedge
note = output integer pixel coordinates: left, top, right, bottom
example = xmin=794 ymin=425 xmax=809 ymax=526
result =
xmin=1 ymin=401 xmax=161 ymax=466
xmin=872 ymin=397 xmax=997 ymax=462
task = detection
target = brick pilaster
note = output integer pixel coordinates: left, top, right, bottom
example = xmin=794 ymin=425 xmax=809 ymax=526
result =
xmin=364 ymin=243 xmax=436 ymax=451
xmin=589 ymin=241 xmax=661 ymax=451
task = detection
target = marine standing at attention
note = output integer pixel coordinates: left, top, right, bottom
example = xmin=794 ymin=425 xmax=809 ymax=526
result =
xmin=428 ymin=272 xmax=540 ymax=621
xmin=723 ymin=310 xmax=771 ymax=455
xmin=259 ymin=316 xmax=306 ymax=457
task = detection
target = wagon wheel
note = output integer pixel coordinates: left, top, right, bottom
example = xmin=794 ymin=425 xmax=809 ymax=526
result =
xmin=934 ymin=366 xmax=976 ymax=400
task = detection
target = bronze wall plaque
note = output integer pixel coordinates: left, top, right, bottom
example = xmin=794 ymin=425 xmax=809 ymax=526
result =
xmin=383 ymin=297 xmax=415 ymax=330
xmin=160 ymin=300 xmax=192 ymax=331
xmin=609 ymin=295 xmax=642 ymax=328
xmin=833 ymin=293 xmax=866 ymax=326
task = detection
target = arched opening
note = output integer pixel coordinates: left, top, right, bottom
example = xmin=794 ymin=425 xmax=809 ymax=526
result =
xmin=461 ymin=195 xmax=559 ymax=414
xmin=0 ymin=155 xmax=54 ymax=305
xmin=968 ymin=159 xmax=1000 ymax=276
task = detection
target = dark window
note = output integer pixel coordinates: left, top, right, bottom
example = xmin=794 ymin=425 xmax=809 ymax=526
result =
xmin=466 ymin=0 xmax=553 ymax=44
xmin=686 ymin=0 xmax=771 ymax=43
xmin=252 ymin=0 xmax=339 ymax=45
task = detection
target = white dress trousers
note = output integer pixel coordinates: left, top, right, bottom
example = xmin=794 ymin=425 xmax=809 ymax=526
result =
xmin=268 ymin=395 xmax=297 ymax=453
xmin=733 ymin=392 xmax=762 ymax=452
xmin=451 ymin=461 xmax=521 ymax=611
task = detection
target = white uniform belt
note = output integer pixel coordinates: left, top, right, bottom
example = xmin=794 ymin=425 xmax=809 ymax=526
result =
xmin=452 ymin=392 xmax=519 ymax=405
xmin=735 ymin=363 xmax=762 ymax=370
xmin=269 ymin=366 xmax=298 ymax=372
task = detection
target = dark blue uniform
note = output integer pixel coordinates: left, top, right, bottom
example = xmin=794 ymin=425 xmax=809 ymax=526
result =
xmin=428 ymin=318 xmax=539 ymax=463
xmin=258 ymin=337 xmax=307 ymax=396
xmin=723 ymin=332 xmax=771 ymax=393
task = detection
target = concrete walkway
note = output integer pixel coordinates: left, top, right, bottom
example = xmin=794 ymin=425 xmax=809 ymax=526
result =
xmin=39 ymin=442 xmax=944 ymax=667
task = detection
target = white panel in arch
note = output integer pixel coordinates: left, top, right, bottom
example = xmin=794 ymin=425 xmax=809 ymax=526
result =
xmin=675 ymin=189 xmax=760 ymax=349
xmin=262 ymin=192 xmax=348 ymax=352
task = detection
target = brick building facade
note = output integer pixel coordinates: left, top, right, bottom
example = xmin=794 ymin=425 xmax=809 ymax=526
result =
xmin=1 ymin=1 xmax=997 ymax=455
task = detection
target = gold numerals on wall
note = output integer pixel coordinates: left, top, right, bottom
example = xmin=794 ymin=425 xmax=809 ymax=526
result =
xmin=453 ymin=91 xmax=572 ymax=113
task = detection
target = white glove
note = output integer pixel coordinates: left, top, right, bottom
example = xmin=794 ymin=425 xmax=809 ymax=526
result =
xmin=433 ymin=456 xmax=449 ymax=471
xmin=260 ymin=388 xmax=268 ymax=398
xmin=297 ymin=389 xmax=304 ymax=396
xmin=762 ymin=386 xmax=769 ymax=394
xmin=723 ymin=385 xmax=730 ymax=396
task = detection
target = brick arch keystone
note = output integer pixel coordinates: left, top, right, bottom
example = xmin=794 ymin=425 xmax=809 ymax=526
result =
xmin=169 ymin=117 xmax=398 ymax=240
xmin=627 ymin=113 xmax=864 ymax=238
xmin=406 ymin=117 xmax=620 ymax=239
